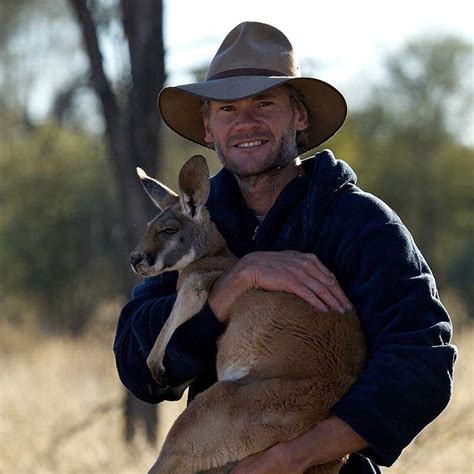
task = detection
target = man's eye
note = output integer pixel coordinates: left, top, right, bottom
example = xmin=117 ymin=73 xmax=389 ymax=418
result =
xmin=220 ymin=105 xmax=235 ymax=112
xmin=259 ymin=101 xmax=273 ymax=107
xmin=162 ymin=227 xmax=178 ymax=235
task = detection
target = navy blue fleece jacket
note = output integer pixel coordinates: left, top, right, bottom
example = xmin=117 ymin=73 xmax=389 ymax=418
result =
xmin=114 ymin=150 xmax=456 ymax=472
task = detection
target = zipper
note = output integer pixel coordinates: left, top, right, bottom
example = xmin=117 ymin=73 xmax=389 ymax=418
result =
xmin=252 ymin=225 xmax=260 ymax=241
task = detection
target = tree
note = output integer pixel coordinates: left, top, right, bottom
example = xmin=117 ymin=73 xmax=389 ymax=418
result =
xmin=68 ymin=0 xmax=165 ymax=268
xmin=350 ymin=35 xmax=473 ymax=284
xmin=68 ymin=0 xmax=166 ymax=445
xmin=0 ymin=0 xmax=167 ymax=445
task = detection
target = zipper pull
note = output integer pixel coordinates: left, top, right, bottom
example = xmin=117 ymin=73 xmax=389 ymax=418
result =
xmin=252 ymin=225 xmax=259 ymax=241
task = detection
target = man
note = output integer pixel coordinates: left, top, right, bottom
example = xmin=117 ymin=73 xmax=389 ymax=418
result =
xmin=114 ymin=22 xmax=456 ymax=473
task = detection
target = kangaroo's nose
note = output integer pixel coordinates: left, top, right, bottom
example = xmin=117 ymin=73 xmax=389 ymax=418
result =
xmin=130 ymin=253 xmax=144 ymax=268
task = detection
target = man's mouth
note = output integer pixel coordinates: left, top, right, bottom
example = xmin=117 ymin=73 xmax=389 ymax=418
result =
xmin=235 ymin=140 xmax=268 ymax=148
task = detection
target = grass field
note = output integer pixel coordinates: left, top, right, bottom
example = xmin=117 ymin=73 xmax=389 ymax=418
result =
xmin=0 ymin=308 xmax=472 ymax=474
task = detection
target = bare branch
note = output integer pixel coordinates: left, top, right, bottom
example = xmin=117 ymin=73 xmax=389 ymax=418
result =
xmin=119 ymin=0 xmax=165 ymax=173
xmin=121 ymin=0 xmax=165 ymax=91
xmin=68 ymin=0 xmax=120 ymax=133
xmin=121 ymin=0 xmax=138 ymax=76
xmin=43 ymin=398 xmax=121 ymax=464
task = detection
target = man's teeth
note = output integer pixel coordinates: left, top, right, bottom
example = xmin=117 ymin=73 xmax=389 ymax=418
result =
xmin=237 ymin=141 xmax=264 ymax=148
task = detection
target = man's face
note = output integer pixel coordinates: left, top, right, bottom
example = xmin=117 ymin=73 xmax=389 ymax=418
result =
xmin=203 ymin=87 xmax=308 ymax=179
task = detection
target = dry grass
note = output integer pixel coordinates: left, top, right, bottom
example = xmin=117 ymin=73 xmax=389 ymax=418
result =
xmin=384 ymin=325 xmax=474 ymax=473
xmin=0 ymin=309 xmax=186 ymax=474
xmin=0 ymin=312 xmax=472 ymax=474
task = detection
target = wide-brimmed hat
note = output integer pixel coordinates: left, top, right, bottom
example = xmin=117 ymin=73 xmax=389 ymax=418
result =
xmin=158 ymin=22 xmax=347 ymax=154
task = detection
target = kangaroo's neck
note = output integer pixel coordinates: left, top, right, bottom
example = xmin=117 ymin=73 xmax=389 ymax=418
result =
xmin=177 ymin=222 xmax=237 ymax=290
xmin=180 ymin=248 xmax=236 ymax=279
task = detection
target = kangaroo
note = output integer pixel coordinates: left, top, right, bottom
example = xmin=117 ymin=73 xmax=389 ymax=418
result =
xmin=130 ymin=155 xmax=367 ymax=474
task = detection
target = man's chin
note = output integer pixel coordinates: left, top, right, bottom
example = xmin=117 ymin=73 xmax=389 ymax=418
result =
xmin=221 ymin=154 xmax=281 ymax=178
xmin=228 ymin=158 xmax=296 ymax=180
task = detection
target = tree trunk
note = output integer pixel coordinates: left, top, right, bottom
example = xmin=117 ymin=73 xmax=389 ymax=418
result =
xmin=69 ymin=0 xmax=165 ymax=445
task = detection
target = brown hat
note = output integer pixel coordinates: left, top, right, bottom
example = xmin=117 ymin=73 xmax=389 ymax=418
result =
xmin=158 ymin=22 xmax=347 ymax=154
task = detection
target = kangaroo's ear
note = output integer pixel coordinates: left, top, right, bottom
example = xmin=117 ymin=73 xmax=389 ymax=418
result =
xmin=178 ymin=155 xmax=210 ymax=220
xmin=136 ymin=168 xmax=178 ymax=210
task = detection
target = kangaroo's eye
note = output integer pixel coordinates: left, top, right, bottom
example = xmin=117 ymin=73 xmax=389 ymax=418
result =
xmin=162 ymin=227 xmax=178 ymax=235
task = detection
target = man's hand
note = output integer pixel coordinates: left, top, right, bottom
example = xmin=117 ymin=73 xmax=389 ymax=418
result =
xmin=208 ymin=250 xmax=353 ymax=323
xmin=231 ymin=416 xmax=368 ymax=473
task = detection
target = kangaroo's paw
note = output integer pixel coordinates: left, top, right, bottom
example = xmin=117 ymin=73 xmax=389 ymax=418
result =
xmin=147 ymin=357 xmax=171 ymax=388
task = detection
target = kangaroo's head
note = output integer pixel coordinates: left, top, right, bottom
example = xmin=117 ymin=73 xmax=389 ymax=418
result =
xmin=130 ymin=155 xmax=221 ymax=277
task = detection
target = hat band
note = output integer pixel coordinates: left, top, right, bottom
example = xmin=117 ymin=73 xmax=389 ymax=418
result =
xmin=207 ymin=68 xmax=287 ymax=81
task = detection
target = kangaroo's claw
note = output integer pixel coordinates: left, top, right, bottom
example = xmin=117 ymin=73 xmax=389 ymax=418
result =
xmin=148 ymin=357 xmax=171 ymax=388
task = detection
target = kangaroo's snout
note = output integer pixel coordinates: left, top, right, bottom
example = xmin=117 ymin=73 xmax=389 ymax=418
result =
xmin=130 ymin=252 xmax=142 ymax=268
xmin=130 ymin=251 xmax=154 ymax=274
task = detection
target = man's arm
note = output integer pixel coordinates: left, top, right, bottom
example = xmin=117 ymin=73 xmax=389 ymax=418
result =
xmin=232 ymin=416 xmax=368 ymax=474
xmin=328 ymin=217 xmax=456 ymax=466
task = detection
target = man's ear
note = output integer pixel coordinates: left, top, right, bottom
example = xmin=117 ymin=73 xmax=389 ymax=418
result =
xmin=136 ymin=168 xmax=178 ymax=210
xmin=203 ymin=117 xmax=214 ymax=144
xmin=178 ymin=155 xmax=210 ymax=220
xmin=295 ymin=106 xmax=308 ymax=132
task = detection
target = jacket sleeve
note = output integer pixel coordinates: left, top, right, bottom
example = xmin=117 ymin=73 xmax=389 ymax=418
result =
xmin=328 ymin=194 xmax=457 ymax=467
xmin=113 ymin=271 xmax=225 ymax=404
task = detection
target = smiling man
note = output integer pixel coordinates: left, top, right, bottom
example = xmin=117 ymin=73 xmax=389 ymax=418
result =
xmin=203 ymin=89 xmax=307 ymax=176
xmin=202 ymin=88 xmax=308 ymax=219
xmin=114 ymin=22 xmax=456 ymax=473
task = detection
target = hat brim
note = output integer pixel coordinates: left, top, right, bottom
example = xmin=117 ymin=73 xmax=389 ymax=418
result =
xmin=158 ymin=76 xmax=347 ymax=154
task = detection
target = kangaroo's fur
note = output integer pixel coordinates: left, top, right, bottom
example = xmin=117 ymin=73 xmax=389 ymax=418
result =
xmin=130 ymin=155 xmax=367 ymax=474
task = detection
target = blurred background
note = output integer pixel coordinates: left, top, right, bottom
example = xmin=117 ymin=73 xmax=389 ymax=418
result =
xmin=0 ymin=0 xmax=472 ymax=472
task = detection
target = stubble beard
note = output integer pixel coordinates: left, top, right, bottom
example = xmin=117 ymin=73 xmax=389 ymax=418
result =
xmin=214 ymin=125 xmax=300 ymax=182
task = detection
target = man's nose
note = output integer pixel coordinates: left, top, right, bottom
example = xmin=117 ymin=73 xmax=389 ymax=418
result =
xmin=234 ymin=107 xmax=260 ymax=130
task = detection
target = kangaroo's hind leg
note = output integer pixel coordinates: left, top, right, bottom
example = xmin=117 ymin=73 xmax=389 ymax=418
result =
xmin=149 ymin=376 xmax=337 ymax=474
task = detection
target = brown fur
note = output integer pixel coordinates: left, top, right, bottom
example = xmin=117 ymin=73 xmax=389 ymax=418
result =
xmin=131 ymin=156 xmax=367 ymax=474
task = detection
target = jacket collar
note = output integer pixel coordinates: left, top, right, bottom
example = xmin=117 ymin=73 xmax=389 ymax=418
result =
xmin=207 ymin=150 xmax=357 ymax=255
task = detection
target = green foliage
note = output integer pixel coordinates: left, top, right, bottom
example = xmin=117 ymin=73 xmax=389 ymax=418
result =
xmin=325 ymin=35 xmax=474 ymax=317
xmin=0 ymin=122 xmax=123 ymax=333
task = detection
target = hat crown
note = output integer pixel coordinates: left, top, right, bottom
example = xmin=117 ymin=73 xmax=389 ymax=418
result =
xmin=206 ymin=22 xmax=301 ymax=80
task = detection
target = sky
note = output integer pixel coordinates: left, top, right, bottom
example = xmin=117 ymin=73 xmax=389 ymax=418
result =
xmin=163 ymin=0 xmax=473 ymax=108
xmin=20 ymin=0 xmax=473 ymax=136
